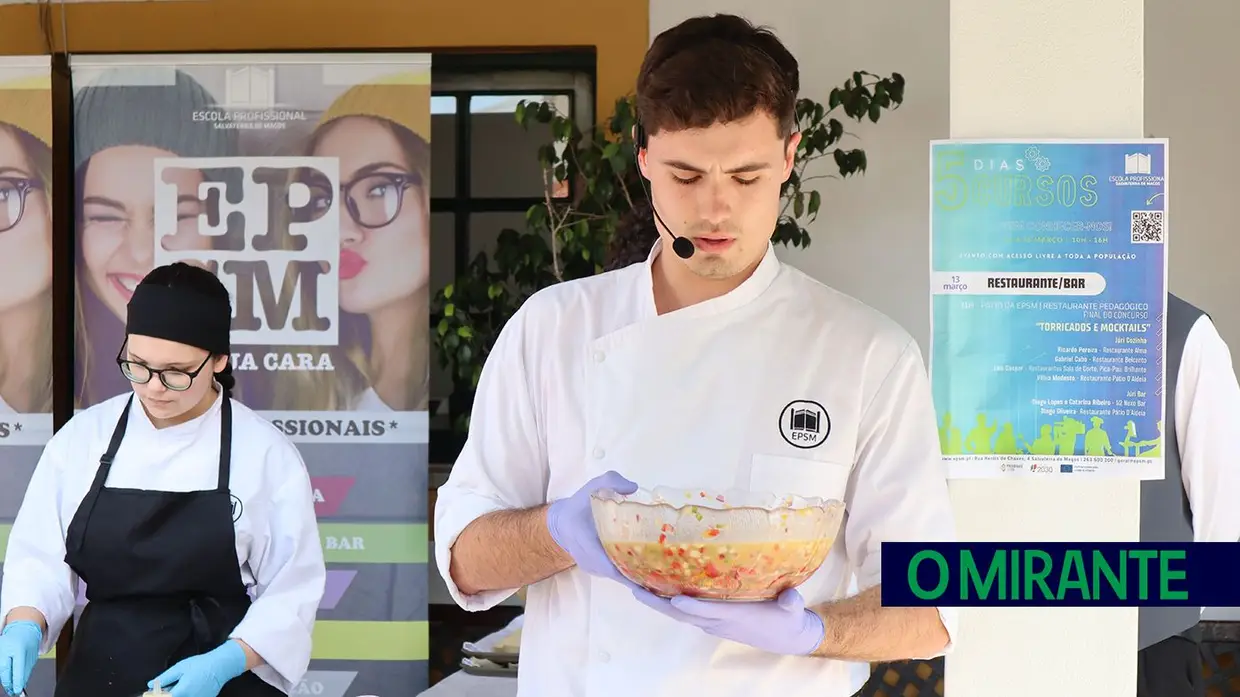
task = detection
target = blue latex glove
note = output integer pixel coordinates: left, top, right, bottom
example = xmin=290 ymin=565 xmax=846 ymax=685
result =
xmin=547 ymin=470 xmax=639 ymax=584
xmin=149 ymin=640 xmax=247 ymax=697
xmin=0 ymin=621 xmax=41 ymax=696
xmin=632 ymin=586 xmax=826 ymax=656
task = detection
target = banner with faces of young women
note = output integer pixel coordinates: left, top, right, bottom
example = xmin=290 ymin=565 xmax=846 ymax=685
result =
xmin=0 ymin=55 xmax=55 ymax=696
xmin=0 ymin=57 xmax=54 ymax=446
xmin=59 ymin=54 xmax=431 ymax=696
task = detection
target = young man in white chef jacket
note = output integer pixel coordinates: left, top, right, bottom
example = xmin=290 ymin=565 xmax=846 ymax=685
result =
xmin=434 ymin=14 xmax=958 ymax=697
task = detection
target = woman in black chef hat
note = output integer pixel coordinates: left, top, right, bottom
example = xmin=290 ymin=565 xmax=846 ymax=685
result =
xmin=0 ymin=262 xmax=325 ymax=697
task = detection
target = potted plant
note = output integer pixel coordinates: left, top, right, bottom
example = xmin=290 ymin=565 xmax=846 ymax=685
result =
xmin=432 ymin=70 xmax=906 ymax=434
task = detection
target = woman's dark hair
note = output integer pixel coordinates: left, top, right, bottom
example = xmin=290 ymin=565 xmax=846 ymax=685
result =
xmin=605 ymin=200 xmax=660 ymax=271
xmin=138 ymin=262 xmax=235 ymax=392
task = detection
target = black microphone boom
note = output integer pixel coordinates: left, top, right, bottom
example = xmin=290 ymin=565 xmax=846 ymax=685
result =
xmin=647 ymin=198 xmax=696 ymax=260
xmin=633 ymin=121 xmax=695 ymax=260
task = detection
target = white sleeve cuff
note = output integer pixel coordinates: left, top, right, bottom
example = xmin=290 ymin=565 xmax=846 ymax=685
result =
xmin=1 ymin=578 xmax=76 ymax=656
xmin=931 ymin=606 xmax=959 ymax=658
xmin=434 ymin=491 xmax=521 ymax=612
xmin=251 ymin=665 xmax=291 ymax=695
xmin=229 ymin=607 xmax=310 ymax=693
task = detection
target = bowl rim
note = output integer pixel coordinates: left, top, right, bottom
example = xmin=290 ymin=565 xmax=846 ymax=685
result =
xmin=590 ymin=487 xmax=847 ymax=516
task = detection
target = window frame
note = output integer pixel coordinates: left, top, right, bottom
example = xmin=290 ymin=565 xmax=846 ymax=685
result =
xmin=428 ymin=51 xmax=597 ymax=466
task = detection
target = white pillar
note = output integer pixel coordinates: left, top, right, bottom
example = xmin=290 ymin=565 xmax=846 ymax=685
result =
xmin=946 ymin=3 xmax=1143 ymax=697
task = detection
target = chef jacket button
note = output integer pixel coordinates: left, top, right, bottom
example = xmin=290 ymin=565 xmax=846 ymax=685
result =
xmin=593 ymin=447 xmax=605 ymax=459
xmin=596 ymin=649 xmax=611 ymax=663
xmin=593 ymin=351 xmax=605 ymax=363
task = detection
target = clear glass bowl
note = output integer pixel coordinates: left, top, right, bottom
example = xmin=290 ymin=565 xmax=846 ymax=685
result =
xmin=590 ymin=485 xmax=846 ymax=601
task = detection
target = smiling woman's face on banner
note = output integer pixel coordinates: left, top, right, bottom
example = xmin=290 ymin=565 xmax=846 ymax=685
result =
xmin=79 ymin=144 xmax=214 ymax=323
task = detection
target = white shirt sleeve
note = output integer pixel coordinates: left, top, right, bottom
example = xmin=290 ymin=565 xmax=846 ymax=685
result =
xmin=0 ymin=431 xmax=78 ymax=655
xmin=842 ymin=339 xmax=959 ymax=656
xmin=434 ymin=302 xmax=550 ymax=612
xmin=228 ymin=444 xmax=326 ymax=693
xmin=1176 ymin=316 xmax=1240 ymax=544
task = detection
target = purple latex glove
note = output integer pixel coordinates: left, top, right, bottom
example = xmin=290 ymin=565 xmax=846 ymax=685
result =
xmin=546 ymin=471 xmax=638 ymax=584
xmin=632 ymin=586 xmax=826 ymax=656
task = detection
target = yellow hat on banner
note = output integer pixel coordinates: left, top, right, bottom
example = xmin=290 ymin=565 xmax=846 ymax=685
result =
xmin=318 ymin=74 xmax=431 ymax=143
xmin=0 ymin=73 xmax=52 ymax=147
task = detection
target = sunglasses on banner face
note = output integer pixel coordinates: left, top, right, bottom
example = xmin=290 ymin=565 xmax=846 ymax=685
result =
xmin=0 ymin=177 xmax=43 ymax=234
xmin=292 ymin=170 xmax=421 ymax=229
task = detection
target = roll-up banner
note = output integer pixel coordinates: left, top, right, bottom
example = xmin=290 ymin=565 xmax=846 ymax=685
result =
xmin=0 ymin=53 xmax=58 ymax=695
xmin=0 ymin=56 xmax=54 ymax=443
xmin=46 ymin=52 xmax=430 ymax=696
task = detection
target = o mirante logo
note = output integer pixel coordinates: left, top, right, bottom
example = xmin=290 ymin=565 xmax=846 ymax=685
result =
xmin=875 ymin=542 xmax=1240 ymax=608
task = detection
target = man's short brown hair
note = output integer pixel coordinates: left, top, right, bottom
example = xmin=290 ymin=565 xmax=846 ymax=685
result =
xmin=636 ymin=14 xmax=799 ymax=140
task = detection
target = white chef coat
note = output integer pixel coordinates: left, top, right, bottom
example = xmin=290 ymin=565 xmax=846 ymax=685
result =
xmin=1177 ymin=313 xmax=1240 ymax=545
xmin=0 ymin=389 xmax=326 ymax=694
xmin=434 ymin=240 xmax=959 ymax=697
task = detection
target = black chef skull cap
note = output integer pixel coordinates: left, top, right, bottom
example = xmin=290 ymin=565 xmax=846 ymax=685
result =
xmin=125 ymin=262 xmax=232 ymax=357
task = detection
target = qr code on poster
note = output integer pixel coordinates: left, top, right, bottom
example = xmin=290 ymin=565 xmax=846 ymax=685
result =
xmin=1131 ymin=210 xmax=1165 ymax=244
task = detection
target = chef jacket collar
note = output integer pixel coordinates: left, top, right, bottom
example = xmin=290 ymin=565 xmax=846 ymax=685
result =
xmin=638 ymin=238 xmax=782 ymax=319
xmin=130 ymin=382 xmax=225 ymax=438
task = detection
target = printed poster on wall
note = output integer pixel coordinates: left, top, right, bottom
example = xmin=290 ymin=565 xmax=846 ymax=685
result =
xmin=929 ymin=139 xmax=1168 ymax=480
xmin=0 ymin=53 xmax=57 ymax=691
xmin=58 ymin=53 xmax=431 ymax=696
xmin=0 ymin=57 xmax=54 ymax=446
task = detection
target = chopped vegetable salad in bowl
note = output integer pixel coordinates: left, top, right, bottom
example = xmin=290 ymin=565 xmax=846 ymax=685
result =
xmin=590 ymin=486 xmax=845 ymax=601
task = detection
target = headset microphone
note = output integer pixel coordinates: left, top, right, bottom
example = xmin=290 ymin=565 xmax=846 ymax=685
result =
xmin=669 ymin=232 xmax=696 ymax=260
xmin=633 ymin=122 xmax=695 ymax=260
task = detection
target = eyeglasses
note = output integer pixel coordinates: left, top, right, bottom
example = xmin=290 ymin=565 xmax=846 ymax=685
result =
xmin=0 ymin=176 xmax=43 ymax=234
xmin=294 ymin=171 xmax=421 ymax=229
xmin=116 ymin=344 xmax=213 ymax=392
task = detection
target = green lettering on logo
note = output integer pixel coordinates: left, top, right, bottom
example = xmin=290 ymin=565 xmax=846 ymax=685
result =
xmin=909 ymin=550 xmax=950 ymax=600
xmin=1092 ymin=550 xmax=1126 ymax=600
xmin=1057 ymin=550 xmax=1091 ymax=600
xmin=962 ymin=549 xmax=1004 ymax=600
xmin=1129 ymin=550 xmax=1158 ymax=600
xmin=1159 ymin=550 xmax=1188 ymax=600
xmin=1023 ymin=550 xmax=1054 ymax=599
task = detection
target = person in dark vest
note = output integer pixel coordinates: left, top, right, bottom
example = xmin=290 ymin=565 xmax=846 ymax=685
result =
xmin=1138 ymin=292 xmax=1240 ymax=697
xmin=0 ymin=263 xmax=325 ymax=697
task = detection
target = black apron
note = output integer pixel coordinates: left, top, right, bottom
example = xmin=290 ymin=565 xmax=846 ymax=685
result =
xmin=56 ymin=393 xmax=282 ymax=697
